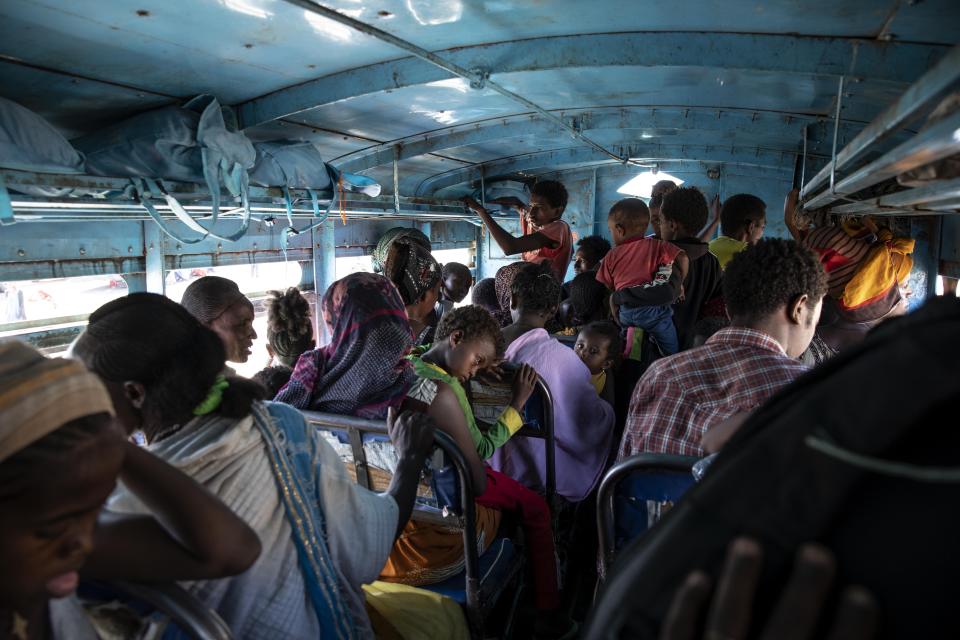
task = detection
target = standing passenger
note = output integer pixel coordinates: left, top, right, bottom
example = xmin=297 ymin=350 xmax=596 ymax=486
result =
xmin=708 ymin=193 xmax=767 ymax=269
xmin=465 ymin=180 xmax=573 ymax=282
xmin=647 ymin=179 xmax=679 ymax=239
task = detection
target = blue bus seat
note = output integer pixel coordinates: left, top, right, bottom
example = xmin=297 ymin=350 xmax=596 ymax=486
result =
xmin=596 ymin=454 xmax=700 ymax=579
xmin=421 ymin=537 xmax=522 ymax=606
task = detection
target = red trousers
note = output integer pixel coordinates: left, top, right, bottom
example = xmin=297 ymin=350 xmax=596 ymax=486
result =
xmin=476 ymin=466 xmax=560 ymax=610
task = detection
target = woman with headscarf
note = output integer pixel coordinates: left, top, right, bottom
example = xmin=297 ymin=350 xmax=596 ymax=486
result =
xmin=383 ymin=238 xmax=443 ymax=345
xmin=0 ymin=341 xmax=259 ymax=640
xmin=372 ymin=227 xmax=432 ymax=274
xmin=73 ymin=293 xmax=436 ymax=639
xmin=493 ymin=261 xmax=527 ymax=327
xmin=181 ymin=275 xmax=258 ymax=365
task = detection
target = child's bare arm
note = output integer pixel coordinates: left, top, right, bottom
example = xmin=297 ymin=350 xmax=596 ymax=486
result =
xmin=674 ymin=251 xmax=690 ymax=283
xmin=698 ymin=194 xmax=722 ymax=242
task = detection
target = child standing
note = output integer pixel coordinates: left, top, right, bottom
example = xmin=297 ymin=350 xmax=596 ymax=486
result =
xmin=465 ymin=180 xmax=573 ymax=282
xmin=598 ymin=198 xmax=688 ymax=355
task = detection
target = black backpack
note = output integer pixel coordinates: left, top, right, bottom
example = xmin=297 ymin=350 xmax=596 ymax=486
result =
xmin=586 ymin=297 xmax=960 ymax=639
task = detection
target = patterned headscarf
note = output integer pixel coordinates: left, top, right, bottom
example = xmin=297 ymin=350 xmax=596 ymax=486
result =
xmin=385 ymin=238 xmax=442 ymax=306
xmin=274 ymin=273 xmax=415 ymax=419
xmin=0 ymin=341 xmax=114 ymax=462
xmin=493 ymin=262 xmax=526 ymax=327
xmin=372 ymin=227 xmax=432 ymax=274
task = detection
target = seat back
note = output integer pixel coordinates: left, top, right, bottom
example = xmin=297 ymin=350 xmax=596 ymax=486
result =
xmin=468 ymin=363 xmax=557 ymax=504
xmin=596 ymin=454 xmax=699 ymax=578
xmin=78 ymin=581 xmax=232 ymax=639
xmin=301 ymin=410 xmax=486 ymax=634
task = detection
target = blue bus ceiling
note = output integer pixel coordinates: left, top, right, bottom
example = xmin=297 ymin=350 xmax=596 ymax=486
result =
xmin=1 ymin=0 xmax=959 ymax=296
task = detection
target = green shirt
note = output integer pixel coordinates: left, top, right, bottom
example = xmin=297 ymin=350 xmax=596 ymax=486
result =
xmin=407 ymin=355 xmax=523 ymax=460
xmin=709 ymin=235 xmax=749 ymax=269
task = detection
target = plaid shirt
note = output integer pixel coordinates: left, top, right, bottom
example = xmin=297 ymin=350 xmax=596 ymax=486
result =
xmin=617 ymin=327 xmax=810 ymax=459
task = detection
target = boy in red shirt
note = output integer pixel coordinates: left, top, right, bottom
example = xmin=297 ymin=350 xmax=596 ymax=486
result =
xmin=464 ymin=180 xmax=573 ymax=282
xmin=598 ymin=198 xmax=688 ymax=355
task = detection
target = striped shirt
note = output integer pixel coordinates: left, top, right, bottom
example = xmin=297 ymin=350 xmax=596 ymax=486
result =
xmin=617 ymin=327 xmax=809 ymax=459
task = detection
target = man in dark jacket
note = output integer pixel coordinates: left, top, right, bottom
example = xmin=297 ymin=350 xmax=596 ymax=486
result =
xmin=613 ymin=187 xmax=722 ymax=351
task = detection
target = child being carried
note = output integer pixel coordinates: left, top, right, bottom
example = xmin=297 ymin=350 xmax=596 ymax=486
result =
xmin=597 ymin=198 xmax=688 ymax=355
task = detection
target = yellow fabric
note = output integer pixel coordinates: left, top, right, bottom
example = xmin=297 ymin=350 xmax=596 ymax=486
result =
xmin=708 ymin=236 xmax=748 ymax=269
xmin=363 ymin=581 xmax=469 ymax=640
xmin=0 ymin=341 xmax=115 ymax=462
xmin=590 ymin=371 xmax=607 ymax=395
xmin=500 ymin=405 xmax=524 ymax=435
xmin=841 ymin=231 xmax=915 ymax=309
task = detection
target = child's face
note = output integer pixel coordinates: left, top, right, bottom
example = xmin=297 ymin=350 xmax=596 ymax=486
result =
xmin=0 ymin=434 xmax=124 ymax=606
xmin=574 ymin=332 xmax=613 ymax=375
xmin=607 ymin=219 xmax=628 ymax=246
xmin=446 ymin=334 xmax=498 ymax=383
xmin=443 ymin=272 xmax=472 ymax=304
xmin=526 ymin=194 xmax=562 ymax=228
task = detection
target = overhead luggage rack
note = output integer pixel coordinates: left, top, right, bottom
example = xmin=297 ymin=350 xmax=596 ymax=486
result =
xmin=0 ymin=169 xmax=485 ymax=224
xmin=800 ymin=44 xmax=960 ymax=217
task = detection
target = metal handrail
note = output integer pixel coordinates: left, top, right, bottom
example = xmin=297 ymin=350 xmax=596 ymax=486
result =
xmin=301 ymin=411 xmax=484 ymax=636
xmin=595 ymin=454 xmax=699 ymax=579
xmin=92 ymin=581 xmax=233 ymax=640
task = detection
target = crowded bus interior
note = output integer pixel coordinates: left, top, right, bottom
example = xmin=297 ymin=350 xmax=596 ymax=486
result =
xmin=1 ymin=0 xmax=959 ymax=638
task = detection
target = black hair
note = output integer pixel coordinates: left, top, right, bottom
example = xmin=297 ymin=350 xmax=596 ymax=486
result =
xmin=384 ymin=238 xmax=442 ymax=306
xmin=608 ymin=198 xmax=650 ymax=230
xmin=569 ymin=271 xmax=608 ymax=324
xmin=531 ymin=180 xmax=568 ymax=211
xmin=180 ymin=275 xmax=251 ymax=325
xmin=511 ymin=262 xmax=561 ymax=314
xmin=651 ymin=179 xmax=679 ymax=198
xmin=266 ymin=288 xmax=314 ymax=367
xmin=0 ymin=413 xmax=116 ymax=501
xmin=661 ymin=186 xmax=709 ymax=236
xmin=471 ymin=277 xmax=499 ymax=313
xmin=434 ymin=304 xmax=505 ymax=356
xmin=72 ymin=293 xmax=265 ymax=439
xmin=576 ymin=235 xmax=612 ymax=265
xmin=252 ymin=365 xmax=293 ymax=399
xmin=442 ymin=262 xmax=471 ymax=281
xmin=723 ymin=238 xmax=828 ymax=321
xmin=579 ymin=320 xmax=623 ymax=366
xmin=720 ymin=193 xmax=767 ymax=237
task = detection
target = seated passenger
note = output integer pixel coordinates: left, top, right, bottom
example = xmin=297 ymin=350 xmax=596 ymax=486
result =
xmin=383 ymin=238 xmax=443 ymax=345
xmin=561 ymin=271 xmax=610 ymax=330
xmin=0 ymin=341 xmax=259 ymax=640
xmin=708 ymin=193 xmax=767 ymax=268
xmin=466 ymin=181 xmax=574 ymax=282
xmin=493 ymin=261 xmax=527 ymax=327
xmin=617 ymin=238 xmax=826 ymax=459
xmin=436 ymin=261 xmax=472 ymax=319
xmin=180 ymin=276 xmax=257 ymax=365
xmin=253 ymin=287 xmax=314 ymax=396
xmin=493 ymin=263 xmax=616 ymax=503
xmin=372 ymin=226 xmax=432 ymax=274
xmin=73 ymin=293 xmax=436 ymax=637
xmin=574 ymin=320 xmax=621 ymax=400
xmin=470 ymin=277 xmax=499 ymax=314
xmin=563 ymin=235 xmax=612 ymax=298
xmin=599 ymin=198 xmax=689 ymax=356
xmin=617 ymin=187 xmax=723 ymax=351
xmin=399 ymin=307 xmax=574 ymax=637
